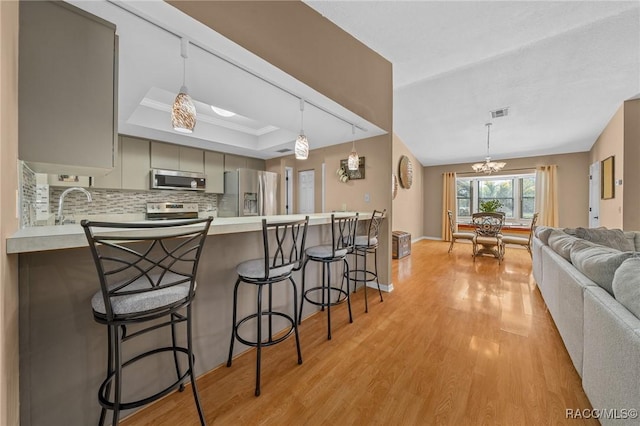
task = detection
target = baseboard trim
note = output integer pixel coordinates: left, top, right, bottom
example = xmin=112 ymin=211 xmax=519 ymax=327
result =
xmin=366 ymin=281 xmax=394 ymax=293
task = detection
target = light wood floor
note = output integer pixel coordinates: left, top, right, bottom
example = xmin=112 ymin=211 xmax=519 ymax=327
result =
xmin=121 ymin=240 xmax=597 ymax=425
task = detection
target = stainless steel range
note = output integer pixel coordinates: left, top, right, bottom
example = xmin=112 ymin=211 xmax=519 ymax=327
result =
xmin=146 ymin=202 xmax=199 ymax=220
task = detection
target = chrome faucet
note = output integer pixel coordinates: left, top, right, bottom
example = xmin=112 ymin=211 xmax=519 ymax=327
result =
xmin=56 ymin=187 xmax=92 ymax=225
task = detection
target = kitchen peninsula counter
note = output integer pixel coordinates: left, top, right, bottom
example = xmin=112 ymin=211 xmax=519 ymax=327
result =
xmin=14 ymin=211 xmax=377 ymax=426
xmin=7 ymin=212 xmax=371 ymax=254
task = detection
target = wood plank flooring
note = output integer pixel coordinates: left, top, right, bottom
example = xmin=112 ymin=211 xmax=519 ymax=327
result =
xmin=121 ymin=240 xmax=597 ymax=425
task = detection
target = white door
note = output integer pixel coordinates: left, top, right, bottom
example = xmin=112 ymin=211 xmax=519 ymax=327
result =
xmin=285 ymin=167 xmax=293 ymax=214
xmin=298 ymin=170 xmax=315 ymax=214
xmin=589 ymin=161 xmax=600 ymax=228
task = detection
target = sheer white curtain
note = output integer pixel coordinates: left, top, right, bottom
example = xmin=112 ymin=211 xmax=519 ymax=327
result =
xmin=535 ymin=165 xmax=559 ymax=226
xmin=442 ymin=172 xmax=457 ymax=240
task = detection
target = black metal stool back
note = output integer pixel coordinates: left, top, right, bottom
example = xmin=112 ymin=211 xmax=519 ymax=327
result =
xmin=350 ymin=210 xmax=386 ymax=312
xmin=227 ymin=217 xmax=309 ymax=396
xmin=82 ymin=217 xmax=212 ymax=426
xmin=299 ymin=213 xmax=359 ymax=340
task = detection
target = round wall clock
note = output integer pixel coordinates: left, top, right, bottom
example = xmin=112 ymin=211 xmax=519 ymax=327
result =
xmin=399 ymin=155 xmax=413 ymax=189
xmin=392 ymin=174 xmax=398 ymax=200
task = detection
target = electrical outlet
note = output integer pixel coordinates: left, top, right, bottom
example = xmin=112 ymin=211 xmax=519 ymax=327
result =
xmin=364 ymin=193 xmax=370 ymax=203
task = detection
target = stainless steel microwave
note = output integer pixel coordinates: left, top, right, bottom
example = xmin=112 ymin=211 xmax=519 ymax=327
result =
xmin=150 ymin=169 xmax=206 ymax=191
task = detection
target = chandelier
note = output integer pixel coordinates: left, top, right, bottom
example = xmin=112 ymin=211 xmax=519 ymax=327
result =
xmin=472 ymin=122 xmax=506 ymax=174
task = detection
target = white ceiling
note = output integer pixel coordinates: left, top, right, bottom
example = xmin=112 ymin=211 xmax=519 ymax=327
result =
xmin=67 ymin=1 xmax=640 ymax=167
xmin=305 ymin=0 xmax=640 ymax=166
xmin=67 ymin=0 xmax=386 ymax=160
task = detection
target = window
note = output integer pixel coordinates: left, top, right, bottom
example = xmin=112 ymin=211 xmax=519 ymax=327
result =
xmin=456 ymin=173 xmax=536 ymax=222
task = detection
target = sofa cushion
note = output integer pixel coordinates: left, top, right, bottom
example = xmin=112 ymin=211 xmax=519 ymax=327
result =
xmin=575 ymin=227 xmax=635 ymax=252
xmin=612 ymin=257 xmax=640 ymax=319
xmin=548 ymin=230 xmax=580 ymax=261
xmin=534 ymin=226 xmax=555 ymax=245
xmin=570 ymin=240 xmax=636 ymax=295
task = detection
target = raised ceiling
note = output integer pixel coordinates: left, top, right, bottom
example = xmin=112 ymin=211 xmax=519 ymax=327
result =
xmin=306 ymin=0 xmax=640 ymax=166
xmin=67 ymin=0 xmax=386 ymax=159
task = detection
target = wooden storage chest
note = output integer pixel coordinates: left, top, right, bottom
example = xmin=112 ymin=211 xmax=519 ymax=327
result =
xmin=392 ymin=231 xmax=411 ymax=259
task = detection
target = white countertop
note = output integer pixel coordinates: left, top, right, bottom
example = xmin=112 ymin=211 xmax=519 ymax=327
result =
xmin=7 ymin=212 xmax=371 ymax=254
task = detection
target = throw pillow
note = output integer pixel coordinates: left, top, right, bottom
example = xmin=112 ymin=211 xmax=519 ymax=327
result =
xmin=535 ymin=226 xmax=555 ymax=245
xmin=570 ymin=240 xmax=636 ymax=295
xmin=548 ymin=230 xmax=580 ymax=261
xmin=612 ymin=257 xmax=640 ymax=319
xmin=575 ymin=227 xmax=635 ymax=252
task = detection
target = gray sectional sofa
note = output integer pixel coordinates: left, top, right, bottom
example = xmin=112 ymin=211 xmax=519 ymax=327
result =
xmin=532 ymin=226 xmax=640 ymax=425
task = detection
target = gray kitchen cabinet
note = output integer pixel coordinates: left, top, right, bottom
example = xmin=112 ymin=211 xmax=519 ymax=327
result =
xmin=150 ymin=142 xmax=180 ymax=171
xmin=19 ymin=1 xmax=117 ymax=176
xmin=121 ymin=137 xmax=150 ymax=190
xmin=204 ymin=151 xmax=224 ymax=193
xmin=47 ymin=175 xmax=91 ymax=188
xmin=179 ymin=147 xmax=205 ymax=173
xmin=151 ymin=141 xmax=204 ymax=173
xmin=224 ymin=154 xmax=247 ymax=172
xmin=91 ymin=137 xmax=123 ymax=189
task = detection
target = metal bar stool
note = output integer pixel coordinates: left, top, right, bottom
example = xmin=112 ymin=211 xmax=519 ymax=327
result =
xmin=349 ymin=209 xmax=385 ymax=313
xmin=227 ymin=217 xmax=309 ymax=396
xmin=81 ymin=217 xmax=213 ymax=426
xmin=299 ymin=213 xmax=358 ymax=340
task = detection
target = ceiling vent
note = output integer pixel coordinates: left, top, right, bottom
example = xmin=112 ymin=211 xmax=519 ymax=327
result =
xmin=490 ymin=107 xmax=509 ymax=119
xmin=276 ymin=148 xmax=292 ymax=153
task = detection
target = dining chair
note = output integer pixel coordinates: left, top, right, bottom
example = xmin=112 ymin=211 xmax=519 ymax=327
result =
xmin=502 ymin=212 xmax=539 ymax=257
xmin=447 ymin=210 xmax=475 ymax=253
xmin=471 ymin=212 xmax=505 ymax=263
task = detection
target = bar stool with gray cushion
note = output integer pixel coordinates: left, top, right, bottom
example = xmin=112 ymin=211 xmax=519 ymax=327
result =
xmin=227 ymin=217 xmax=309 ymax=396
xmin=447 ymin=209 xmax=475 ymax=253
xmin=82 ymin=217 xmax=213 ymax=426
xmin=349 ymin=209 xmax=385 ymax=313
xmin=299 ymin=213 xmax=358 ymax=340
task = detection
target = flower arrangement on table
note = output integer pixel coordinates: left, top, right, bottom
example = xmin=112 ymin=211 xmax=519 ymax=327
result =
xmin=336 ymin=167 xmax=349 ymax=183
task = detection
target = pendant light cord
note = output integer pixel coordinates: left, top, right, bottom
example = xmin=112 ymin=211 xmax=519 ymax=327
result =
xmin=486 ymin=122 xmax=492 ymax=158
xmin=300 ymin=99 xmax=305 ymax=134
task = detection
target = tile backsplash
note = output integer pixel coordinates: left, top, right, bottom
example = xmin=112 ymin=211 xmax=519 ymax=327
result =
xmin=49 ymin=187 xmax=218 ymax=220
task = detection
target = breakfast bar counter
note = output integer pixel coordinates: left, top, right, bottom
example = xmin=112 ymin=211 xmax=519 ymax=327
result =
xmin=13 ymin=212 xmax=375 ymax=426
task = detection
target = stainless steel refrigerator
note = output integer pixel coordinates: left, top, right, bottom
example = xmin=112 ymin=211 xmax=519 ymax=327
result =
xmin=219 ymin=169 xmax=279 ymax=217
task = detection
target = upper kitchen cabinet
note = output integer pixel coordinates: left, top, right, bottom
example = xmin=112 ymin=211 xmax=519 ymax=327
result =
xmin=150 ymin=142 xmax=204 ymax=173
xmin=19 ymin=1 xmax=117 ymax=176
xmin=204 ymin=151 xmax=224 ymax=193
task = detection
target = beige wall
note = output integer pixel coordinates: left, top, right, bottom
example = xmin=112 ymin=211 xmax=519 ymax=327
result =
xmin=266 ymin=134 xmax=393 ymax=284
xmin=623 ymin=100 xmax=640 ymax=230
xmin=423 ymin=152 xmax=591 ymax=239
xmin=0 ymin=1 xmax=20 ymax=424
xmin=392 ymin=133 xmax=424 ymax=239
xmin=588 ymin=99 xmax=640 ymax=230
xmin=589 ymin=105 xmax=625 ymax=229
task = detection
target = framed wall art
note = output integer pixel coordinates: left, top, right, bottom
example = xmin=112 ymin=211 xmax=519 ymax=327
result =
xmin=601 ymin=155 xmax=614 ymax=199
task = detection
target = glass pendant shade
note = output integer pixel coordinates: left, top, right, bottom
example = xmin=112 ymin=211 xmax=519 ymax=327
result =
xmin=348 ymin=147 xmax=359 ymax=170
xmin=347 ymin=124 xmax=359 ymax=170
xmin=295 ymin=99 xmax=309 ymax=160
xmin=295 ymin=134 xmax=309 ymax=160
xmin=172 ymin=86 xmax=196 ymax=133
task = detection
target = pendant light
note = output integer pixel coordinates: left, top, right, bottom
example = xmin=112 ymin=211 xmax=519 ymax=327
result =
xmin=294 ymin=99 xmax=309 ymax=160
xmin=472 ymin=122 xmax=506 ymax=174
xmin=171 ymin=38 xmax=196 ymax=133
xmin=347 ymin=124 xmax=359 ymax=170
